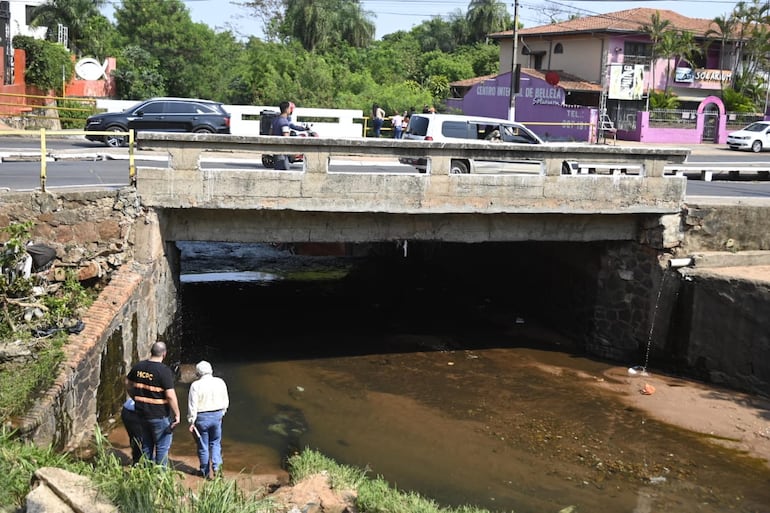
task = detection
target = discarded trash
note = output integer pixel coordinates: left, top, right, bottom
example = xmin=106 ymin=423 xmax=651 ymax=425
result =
xmin=649 ymin=476 xmax=667 ymax=484
xmin=640 ymin=383 xmax=656 ymax=395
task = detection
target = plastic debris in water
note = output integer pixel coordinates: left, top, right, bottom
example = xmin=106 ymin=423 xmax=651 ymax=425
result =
xmin=640 ymin=383 xmax=656 ymax=395
xmin=627 ymin=366 xmax=649 ymax=376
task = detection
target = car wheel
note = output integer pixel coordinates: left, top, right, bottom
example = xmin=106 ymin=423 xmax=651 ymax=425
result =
xmin=194 ymin=127 xmax=214 ymax=134
xmin=104 ymin=126 xmax=127 ymax=147
xmin=262 ymin=155 xmax=274 ymax=168
xmin=751 ymin=140 xmax=763 ymax=153
xmin=450 ymin=159 xmax=470 ymax=174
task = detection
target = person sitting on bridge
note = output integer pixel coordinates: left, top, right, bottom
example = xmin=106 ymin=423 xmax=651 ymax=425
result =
xmin=271 ymin=101 xmax=311 ymax=170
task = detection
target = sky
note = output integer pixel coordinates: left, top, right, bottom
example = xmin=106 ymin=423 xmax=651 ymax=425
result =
xmin=103 ymin=1 xmax=746 ymax=41
xmin=185 ymin=0 xmax=743 ymax=39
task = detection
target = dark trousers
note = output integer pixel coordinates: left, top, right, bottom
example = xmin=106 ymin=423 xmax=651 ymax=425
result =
xmin=121 ymin=406 xmax=143 ymax=465
xmin=274 ymin=155 xmax=290 ymax=170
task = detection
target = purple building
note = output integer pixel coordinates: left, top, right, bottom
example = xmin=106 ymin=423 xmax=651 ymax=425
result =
xmin=447 ymin=69 xmax=600 ymax=143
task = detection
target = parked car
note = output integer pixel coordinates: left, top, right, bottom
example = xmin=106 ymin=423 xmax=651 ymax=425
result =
xmin=85 ymin=97 xmax=231 ymax=147
xmin=398 ymin=113 xmax=548 ymax=174
xmin=727 ymin=121 xmax=770 ymax=153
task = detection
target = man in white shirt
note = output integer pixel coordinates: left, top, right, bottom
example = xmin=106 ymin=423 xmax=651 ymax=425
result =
xmin=187 ymin=360 xmax=229 ymax=479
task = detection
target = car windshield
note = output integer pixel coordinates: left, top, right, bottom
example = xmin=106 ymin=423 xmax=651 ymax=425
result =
xmin=744 ymin=122 xmax=770 ymax=133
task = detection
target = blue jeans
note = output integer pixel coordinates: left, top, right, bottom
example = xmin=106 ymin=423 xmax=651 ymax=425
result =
xmin=194 ymin=410 xmax=224 ymax=476
xmin=140 ymin=416 xmax=173 ymax=466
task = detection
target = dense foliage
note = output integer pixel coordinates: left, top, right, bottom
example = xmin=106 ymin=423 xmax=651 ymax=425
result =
xmin=20 ymin=0 xmax=512 ymax=115
xmin=16 ymin=0 xmax=770 ymax=113
xmin=11 ymin=36 xmax=74 ymax=94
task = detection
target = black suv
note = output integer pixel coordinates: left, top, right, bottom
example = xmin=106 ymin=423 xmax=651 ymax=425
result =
xmin=85 ymin=97 xmax=231 ymax=147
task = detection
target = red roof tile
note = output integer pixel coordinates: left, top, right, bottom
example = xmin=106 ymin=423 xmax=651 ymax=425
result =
xmin=450 ymin=70 xmax=601 ymax=93
xmin=490 ymin=8 xmax=726 ymax=39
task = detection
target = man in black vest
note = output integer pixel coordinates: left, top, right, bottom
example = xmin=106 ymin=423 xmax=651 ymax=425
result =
xmin=126 ymin=341 xmax=181 ymax=466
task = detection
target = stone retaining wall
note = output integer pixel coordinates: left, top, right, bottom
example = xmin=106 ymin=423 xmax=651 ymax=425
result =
xmin=1 ymin=189 xmax=178 ymax=451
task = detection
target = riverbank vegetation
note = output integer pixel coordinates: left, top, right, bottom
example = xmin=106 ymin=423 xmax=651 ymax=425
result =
xmin=0 ymin=222 xmax=95 ymax=425
xmin=0 ymin=428 xmax=497 ymax=513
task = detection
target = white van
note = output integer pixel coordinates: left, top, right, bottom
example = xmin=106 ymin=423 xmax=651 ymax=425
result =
xmin=399 ymin=113 xmax=544 ymax=174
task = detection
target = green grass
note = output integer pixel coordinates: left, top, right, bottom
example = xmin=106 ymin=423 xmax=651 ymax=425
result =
xmin=0 ymin=429 xmax=498 ymax=513
xmin=0 ymin=334 xmax=67 ymax=422
xmin=0 ymin=427 xmax=89 ymax=509
xmin=287 ymin=448 xmax=499 ymax=513
xmin=90 ymin=429 xmax=276 ymax=513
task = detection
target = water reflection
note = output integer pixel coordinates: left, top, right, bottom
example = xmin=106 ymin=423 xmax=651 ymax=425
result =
xmin=174 ymin=326 xmax=770 ymax=513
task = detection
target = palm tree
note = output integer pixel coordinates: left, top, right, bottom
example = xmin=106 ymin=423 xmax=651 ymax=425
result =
xmin=466 ymin=0 xmax=510 ymax=44
xmin=284 ymin=0 xmax=331 ymax=52
xmin=704 ymin=15 xmax=737 ymax=94
xmin=639 ymin=11 xmax=671 ymax=95
xmin=30 ymin=0 xmax=106 ymax=56
xmin=284 ymin=0 xmax=374 ymax=51
xmin=336 ymin=0 xmax=375 ymax=48
xmin=656 ymin=30 xmax=702 ymax=93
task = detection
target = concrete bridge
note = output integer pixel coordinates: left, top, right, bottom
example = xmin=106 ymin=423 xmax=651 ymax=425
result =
xmin=136 ymin=133 xmax=690 ymax=246
xmin=10 ymin=134 xmax=770 ymax=456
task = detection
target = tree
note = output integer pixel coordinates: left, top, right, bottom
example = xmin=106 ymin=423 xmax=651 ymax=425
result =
xmin=639 ymin=11 xmax=671 ymax=94
xmin=111 ymin=45 xmax=166 ymax=100
xmin=237 ymin=0 xmax=285 ymax=41
xmin=281 ymin=0 xmax=375 ymax=52
xmin=337 ymin=0 xmax=375 ymax=48
xmin=12 ymin=35 xmax=74 ymax=93
xmin=113 ymin=0 xmax=221 ymax=98
xmin=704 ymin=15 xmax=737 ymax=95
xmin=412 ymin=17 xmax=461 ymax=53
xmin=29 ymin=0 xmax=112 ymax=58
xmin=465 ymin=0 xmax=510 ymax=44
xmin=656 ymin=30 xmax=701 ymax=93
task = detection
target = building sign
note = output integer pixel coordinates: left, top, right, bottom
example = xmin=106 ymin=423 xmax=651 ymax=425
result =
xmin=675 ymin=67 xmax=732 ymax=84
xmin=608 ymin=64 xmax=645 ymax=100
xmin=522 ymin=86 xmax=565 ymax=105
xmin=675 ymin=67 xmax=694 ymax=83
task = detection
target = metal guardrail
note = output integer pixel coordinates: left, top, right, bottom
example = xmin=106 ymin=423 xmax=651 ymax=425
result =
xmin=0 ymin=129 xmax=135 ymax=191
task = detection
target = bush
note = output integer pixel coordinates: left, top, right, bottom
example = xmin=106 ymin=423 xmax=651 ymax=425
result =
xmin=12 ymin=36 xmax=74 ymax=94
xmin=57 ymin=99 xmax=98 ymax=129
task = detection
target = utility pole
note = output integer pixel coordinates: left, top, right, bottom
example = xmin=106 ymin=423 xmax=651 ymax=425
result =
xmin=508 ymin=0 xmax=519 ymax=121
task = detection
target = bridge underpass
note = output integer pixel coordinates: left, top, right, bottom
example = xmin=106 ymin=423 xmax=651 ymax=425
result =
xmin=176 ymin=238 xmax=651 ymax=366
xmin=141 ymin=132 xmax=690 ymax=366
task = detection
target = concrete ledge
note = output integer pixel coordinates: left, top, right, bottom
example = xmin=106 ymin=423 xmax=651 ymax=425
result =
xmin=691 ymin=250 xmax=770 ymax=268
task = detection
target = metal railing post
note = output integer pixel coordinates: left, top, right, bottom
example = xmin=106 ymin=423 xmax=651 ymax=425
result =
xmin=40 ymin=128 xmax=47 ymax=192
xmin=129 ymin=129 xmax=136 ymax=184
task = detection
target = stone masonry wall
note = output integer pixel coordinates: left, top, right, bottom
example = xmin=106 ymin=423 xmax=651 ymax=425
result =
xmin=1 ymin=189 xmax=178 ymax=451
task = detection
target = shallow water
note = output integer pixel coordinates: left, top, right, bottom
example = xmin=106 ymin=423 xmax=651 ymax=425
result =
xmin=157 ymin=243 xmax=770 ymax=512
xmin=170 ymin=321 xmax=770 ymax=513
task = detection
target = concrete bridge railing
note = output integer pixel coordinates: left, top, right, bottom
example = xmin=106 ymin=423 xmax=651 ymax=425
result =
xmin=135 ymin=133 xmax=690 ymax=215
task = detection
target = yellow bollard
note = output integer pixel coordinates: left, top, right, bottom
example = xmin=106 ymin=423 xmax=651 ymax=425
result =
xmin=129 ymin=129 xmax=136 ymax=184
xmin=40 ymin=128 xmax=47 ymax=192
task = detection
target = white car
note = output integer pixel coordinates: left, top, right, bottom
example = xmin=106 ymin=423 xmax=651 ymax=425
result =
xmin=726 ymin=121 xmax=770 ymax=152
xmin=398 ymin=113 xmax=546 ymax=174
